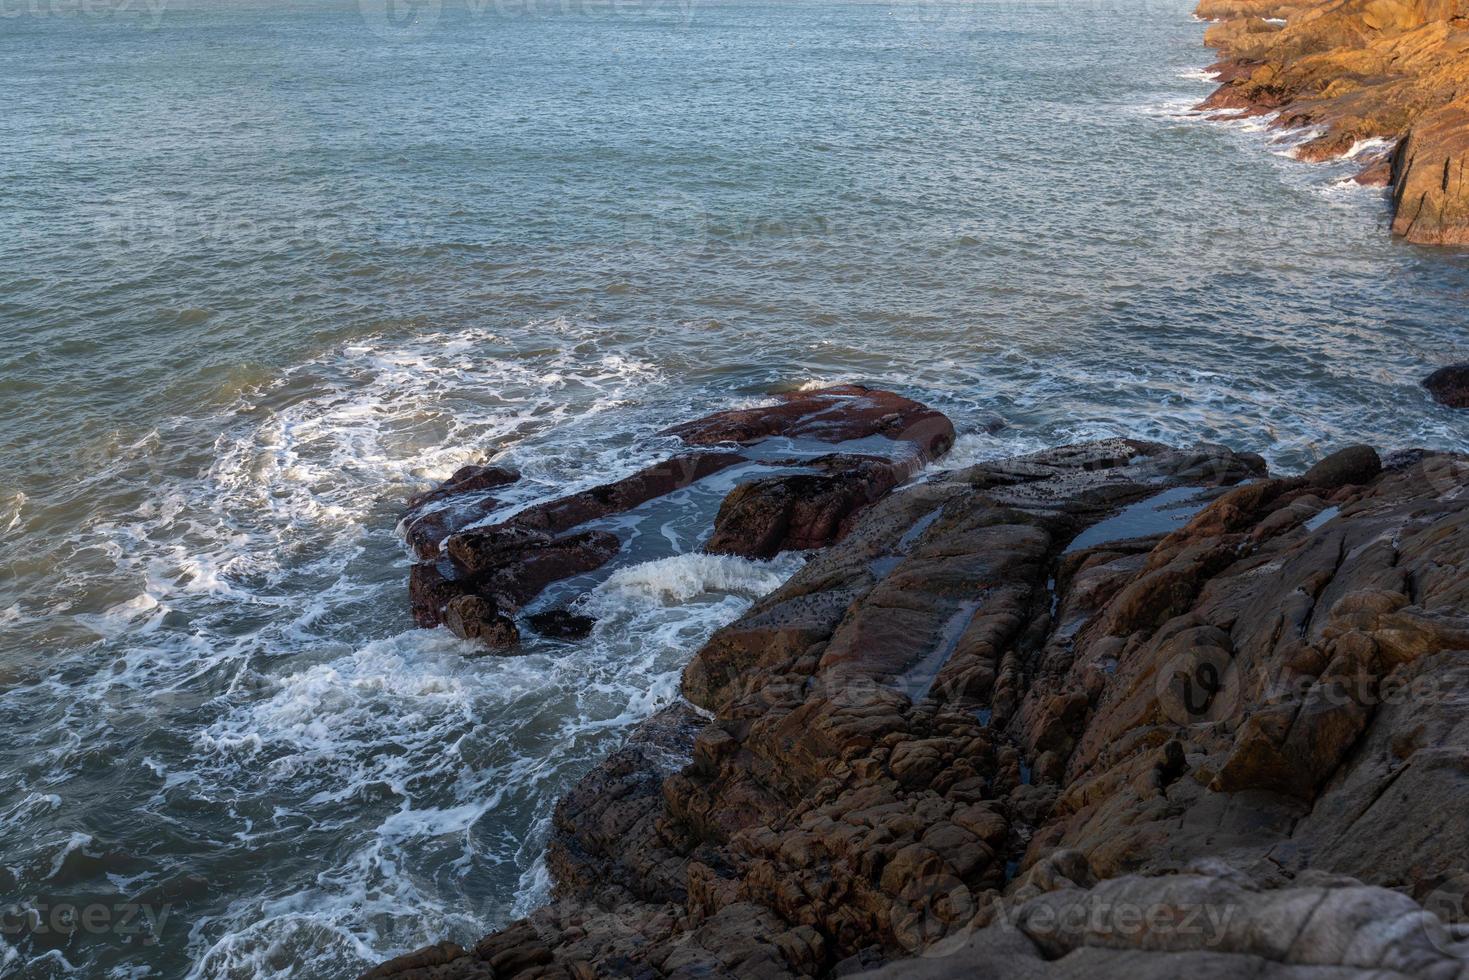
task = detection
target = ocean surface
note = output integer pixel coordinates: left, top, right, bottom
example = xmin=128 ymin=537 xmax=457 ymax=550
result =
xmin=2 ymin=0 xmax=1468 ymax=975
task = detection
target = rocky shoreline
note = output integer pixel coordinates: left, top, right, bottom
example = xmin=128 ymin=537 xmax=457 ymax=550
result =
xmin=370 ymin=389 xmax=1469 ymax=979
xmin=1195 ymin=0 xmax=1469 ymax=246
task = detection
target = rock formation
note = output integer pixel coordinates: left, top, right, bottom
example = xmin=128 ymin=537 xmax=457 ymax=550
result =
xmin=400 ymin=386 xmax=956 ymax=650
xmin=1196 ymin=0 xmax=1469 ymax=245
xmin=367 ymin=428 xmax=1469 ymax=978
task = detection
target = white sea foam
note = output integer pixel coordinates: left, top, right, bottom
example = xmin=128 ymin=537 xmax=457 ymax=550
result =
xmin=1345 ymin=136 xmax=1395 ymax=160
xmin=924 ymin=431 xmax=1052 ymax=472
xmin=1177 ymin=67 xmax=1220 ymax=83
xmin=593 ymin=552 xmax=804 ymax=606
xmin=1 ymin=318 xmax=805 ymax=978
xmin=1 ymin=492 xmax=24 ymax=535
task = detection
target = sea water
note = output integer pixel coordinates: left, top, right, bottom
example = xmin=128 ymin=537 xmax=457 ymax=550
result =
xmin=2 ymin=0 xmax=1468 ymax=975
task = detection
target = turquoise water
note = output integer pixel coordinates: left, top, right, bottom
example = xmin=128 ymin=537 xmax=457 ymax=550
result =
xmin=2 ymin=0 xmax=1468 ymax=975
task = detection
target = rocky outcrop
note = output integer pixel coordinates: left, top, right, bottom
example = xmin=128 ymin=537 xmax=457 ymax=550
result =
xmin=371 ymin=436 xmax=1469 ymax=977
xmin=399 ymin=387 xmax=955 ymax=651
xmin=1196 ymin=0 xmax=1469 ymax=245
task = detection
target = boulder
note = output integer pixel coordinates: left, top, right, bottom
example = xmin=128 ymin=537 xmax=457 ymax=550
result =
xmin=705 ymin=456 xmax=906 ymax=558
xmin=1424 ymin=364 xmax=1469 ymax=408
xmin=442 ymin=595 xmax=520 ymax=651
xmin=1301 ymin=444 xmax=1381 ymax=489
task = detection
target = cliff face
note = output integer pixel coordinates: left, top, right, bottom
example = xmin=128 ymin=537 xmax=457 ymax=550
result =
xmin=368 ymin=403 xmax=1469 ymax=979
xmin=1197 ymin=0 xmax=1469 ymax=245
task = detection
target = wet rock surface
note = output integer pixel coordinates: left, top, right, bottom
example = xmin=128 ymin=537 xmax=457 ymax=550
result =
xmin=399 ymin=387 xmax=956 ymax=651
xmin=527 ymin=609 xmax=598 ymax=641
xmin=705 ymin=455 xmax=908 ymax=559
xmin=663 ymin=384 xmax=955 ymax=463
xmin=371 ymin=436 xmax=1469 ymax=977
xmin=1425 ymin=364 xmax=1469 ymax=408
xmin=1196 ymin=0 xmax=1469 ymax=246
xmin=401 ymin=464 xmax=522 ymax=560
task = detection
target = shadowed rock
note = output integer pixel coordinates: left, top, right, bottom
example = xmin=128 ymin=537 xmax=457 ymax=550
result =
xmin=1301 ymin=444 xmax=1381 ymax=489
xmin=527 ymin=608 xmax=597 ymax=641
xmin=447 ymin=528 xmax=621 ymax=613
xmin=706 ymin=455 xmax=907 ymax=559
xmin=1425 ymin=364 xmax=1469 ymax=408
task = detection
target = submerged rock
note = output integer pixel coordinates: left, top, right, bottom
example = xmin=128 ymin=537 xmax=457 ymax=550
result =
xmin=527 ymin=608 xmax=597 ymax=641
xmin=1425 ymin=364 xmax=1469 ymax=408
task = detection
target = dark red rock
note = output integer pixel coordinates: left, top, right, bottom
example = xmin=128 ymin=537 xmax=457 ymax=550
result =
xmin=413 ymin=529 xmax=619 ymax=628
xmin=401 ymin=465 xmax=520 ymax=560
xmin=407 ymin=561 xmax=469 ymax=629
xmin=504 ymin=451 xmax=745 ymax=536
xmin=444 ymin=525 xmax=559 ymax=577
xmin=1424 ymin=364 xmax=1469 ymax=409
xmin=403 ymin=389 xmax=958 ymax=644
xmin=406 ymin=464 xmax=520 ymax=511
xmin=374 ymin=439 xmax=1469 ymax=980
xmin=706 ymin=456 xmax=906 ymax=559
xmin=527 ymin=608 xmax=597 ymax=641
xmin=663 ymin=385 xmax=955 ymax=463
xmin=464 ymin=529 xmax=621 ymax=612
xmin=443 ymin=595 xmax=520 ymax=651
